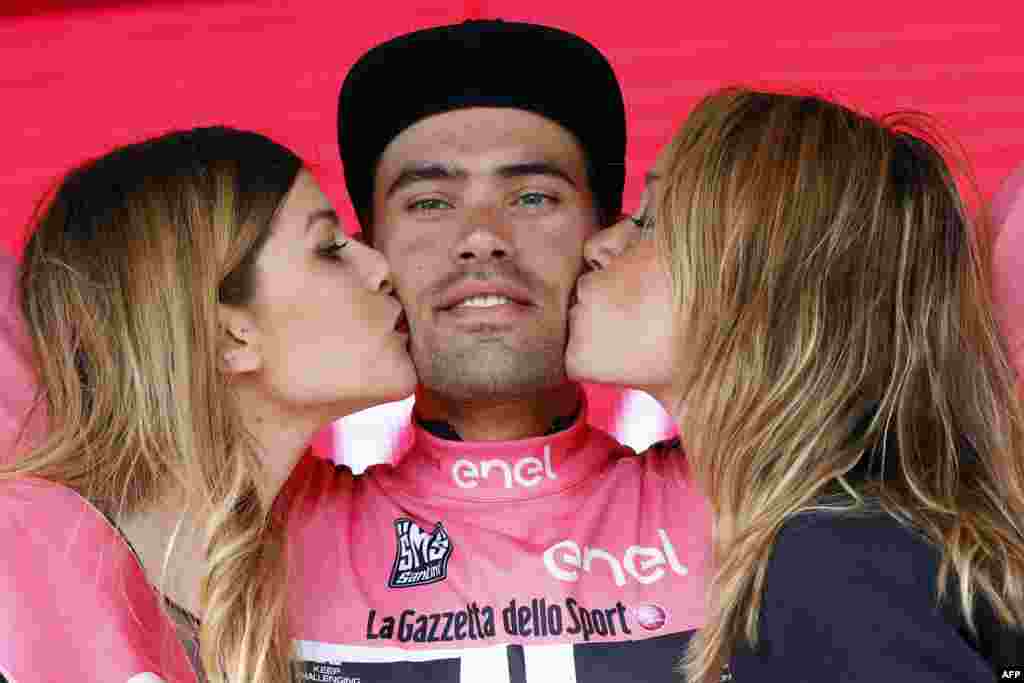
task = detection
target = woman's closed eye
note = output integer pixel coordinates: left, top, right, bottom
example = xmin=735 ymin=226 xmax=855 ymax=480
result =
xmin=318 ymin=238 xmax=349 ymax=259
xmin=630 ymin=210 xmax=655 ymax=238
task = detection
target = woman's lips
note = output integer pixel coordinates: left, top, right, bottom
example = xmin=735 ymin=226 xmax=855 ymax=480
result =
xmin=394 ymin=310 xmax=410 ymax=333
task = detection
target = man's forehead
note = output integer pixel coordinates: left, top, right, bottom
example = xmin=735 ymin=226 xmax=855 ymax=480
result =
xmin=390 ymin=107 xmax=580 ymax=143
xmin=374 ymin=108 xmax=588 ymax=184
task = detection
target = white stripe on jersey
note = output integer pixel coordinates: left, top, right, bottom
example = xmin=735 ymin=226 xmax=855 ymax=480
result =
xmin=458 ymin=646 xmax=511 ymax=682
xmin=523 ymin=644 xmax=576 ymax=683
xmin=295 ymin=639 xmax=507 ymax=665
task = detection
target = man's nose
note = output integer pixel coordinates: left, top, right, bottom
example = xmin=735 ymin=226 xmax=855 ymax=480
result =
xmin=451 ymin=210 xmax=516 ymax=264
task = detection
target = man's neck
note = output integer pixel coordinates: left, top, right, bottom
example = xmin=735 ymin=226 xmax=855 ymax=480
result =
xmin=414 ymin=382 xmax=582 ymax=441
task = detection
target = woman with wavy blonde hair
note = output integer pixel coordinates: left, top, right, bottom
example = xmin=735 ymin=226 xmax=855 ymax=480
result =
xmin=0 ymin=126 xmax=415 ymax=682
xmin=568 ymin=88 xmax=1024 ymax=681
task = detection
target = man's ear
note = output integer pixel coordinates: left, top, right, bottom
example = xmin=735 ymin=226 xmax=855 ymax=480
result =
xmin=218 ymin=304 xmax=262 ymax=375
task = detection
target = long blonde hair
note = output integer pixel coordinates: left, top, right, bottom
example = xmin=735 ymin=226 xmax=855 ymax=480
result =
xmin=4 ymin=126 xmax=303 ymax=682
xmin=656 ymin=88 xmax=1024 ymax=681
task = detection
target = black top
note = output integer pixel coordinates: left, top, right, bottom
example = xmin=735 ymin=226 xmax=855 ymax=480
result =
xmin=729 ymin=510 xmax=1022 ymax=681
xmin=418 ymin=410 xmax=578 ymax=441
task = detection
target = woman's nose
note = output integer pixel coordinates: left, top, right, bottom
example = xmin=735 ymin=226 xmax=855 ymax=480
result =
xmin=584 ymin=214 xmax=635 ymax=271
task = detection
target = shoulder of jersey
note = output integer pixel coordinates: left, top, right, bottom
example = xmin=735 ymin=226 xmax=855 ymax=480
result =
xmin=644 ymin=436 xmax=682 ymax=455
xmin=0 ymin=476 xmax=85 ymax=521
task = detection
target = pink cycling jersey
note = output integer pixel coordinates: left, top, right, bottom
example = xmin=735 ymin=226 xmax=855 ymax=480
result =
xmin=0 ymin=477 xmax=196 ymax=683
xmin=284 ymin=410 xmax=711 ymax=682
xmin=0 ymin=406 xmax=709 ymax=682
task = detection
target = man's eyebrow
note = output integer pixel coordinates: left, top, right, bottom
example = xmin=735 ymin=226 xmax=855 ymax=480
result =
xmin=497 ymin=162 xmax=577 ymax=188
xmin=386 ymin=163 xmax=467 ymax=198
xmin=305 ymin=208 xmax=339 ymax=233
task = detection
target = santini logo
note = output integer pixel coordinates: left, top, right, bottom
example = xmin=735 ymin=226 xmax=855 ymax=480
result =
xmin=388 ymin=518 xmax=454 ymax=589
xmin=543 ymin=529 xmax=688 ymax=587
xmin=452 ymin=445 xmax=557 ymax=489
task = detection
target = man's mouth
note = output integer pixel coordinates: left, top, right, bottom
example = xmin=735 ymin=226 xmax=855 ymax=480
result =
xmin=435 ymin=284 xmax=536 ymax=329
xmin=431 ymin=277 xmax=539 ymax=331
xmin=437 ymin=280 xmax=535 ymax=312
xmin=441 ymin=294 xmax=533 ymax=323
xmin=451 ymin=294 xmax=517 ymax=309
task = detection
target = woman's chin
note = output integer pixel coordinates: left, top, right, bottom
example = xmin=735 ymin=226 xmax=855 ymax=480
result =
xmin=373 ymin=373 xmax=418 ymax=407
xmin=373 ymin=350 xmax=419 ymax=402
xmin=565 ymin=342 xmax=608 ymax=385
xmin=566 ymin=345 xmax=657 ymax=393
xmin=327 ymin=371 xmax=417 ymax=420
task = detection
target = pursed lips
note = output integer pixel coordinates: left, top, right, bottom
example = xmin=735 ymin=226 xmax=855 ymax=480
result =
xmin=569 ymin=274 xmax=590 ymax=308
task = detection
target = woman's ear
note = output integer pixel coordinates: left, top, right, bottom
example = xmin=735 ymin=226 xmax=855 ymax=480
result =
xmin=218 ymin=304 xmax=262 ymax=374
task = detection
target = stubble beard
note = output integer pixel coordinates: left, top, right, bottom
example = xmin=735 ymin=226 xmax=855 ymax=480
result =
xmin=412 ymin=327 xmax=568 ymax=401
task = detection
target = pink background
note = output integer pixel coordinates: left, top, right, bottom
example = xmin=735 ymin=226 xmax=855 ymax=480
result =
xmin=2 ymin=0 xmax=1022 ymax=466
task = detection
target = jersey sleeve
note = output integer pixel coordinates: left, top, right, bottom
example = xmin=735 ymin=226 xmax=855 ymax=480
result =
xmin=639 ymin=436 xmax=695 ymax=491
xmin=279 ymin=451 xmax=356 ymax=521
xmin=0 ymin=479 xmax=196 ymax=683
xmin=282 ymin=453 xmax=361 ymax=622
xmin=729 ymin=512 xmax=996 ymax=682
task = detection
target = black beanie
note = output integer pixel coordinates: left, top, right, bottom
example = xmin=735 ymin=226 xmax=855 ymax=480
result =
xmin=338 ymin=19 xmax=626 ymax=230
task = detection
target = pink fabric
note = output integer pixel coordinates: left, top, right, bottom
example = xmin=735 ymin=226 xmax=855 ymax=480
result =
xmin=992 ymin=163 xmax=1024 ymax=383
xmin=284 ymin=408 xmax=710 ymax=679
xmin=0 ymin=477 xmax=197 ymax=682
xmin=0 ymin=251 xmax=43 ymax=461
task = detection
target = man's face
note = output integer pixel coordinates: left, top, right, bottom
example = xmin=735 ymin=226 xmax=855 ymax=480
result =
xmin=372 ymin=107 xmax=599 ymax=400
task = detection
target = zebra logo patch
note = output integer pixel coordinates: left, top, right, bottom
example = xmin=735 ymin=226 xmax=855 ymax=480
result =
xmin=388 ymin=517 xmax=454 ymax=589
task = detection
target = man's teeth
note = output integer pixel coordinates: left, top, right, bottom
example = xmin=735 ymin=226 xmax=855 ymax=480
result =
xmin=456 ymin=294 xmax=514 ymax=308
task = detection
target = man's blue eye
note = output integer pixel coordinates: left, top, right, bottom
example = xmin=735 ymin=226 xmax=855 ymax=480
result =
xmin=516 ymin=192 xmax=556 ymax=207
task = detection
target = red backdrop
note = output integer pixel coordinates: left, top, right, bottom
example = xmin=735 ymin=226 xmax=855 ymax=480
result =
xmin=3 ymin=0 xmax=1022 ymax=465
